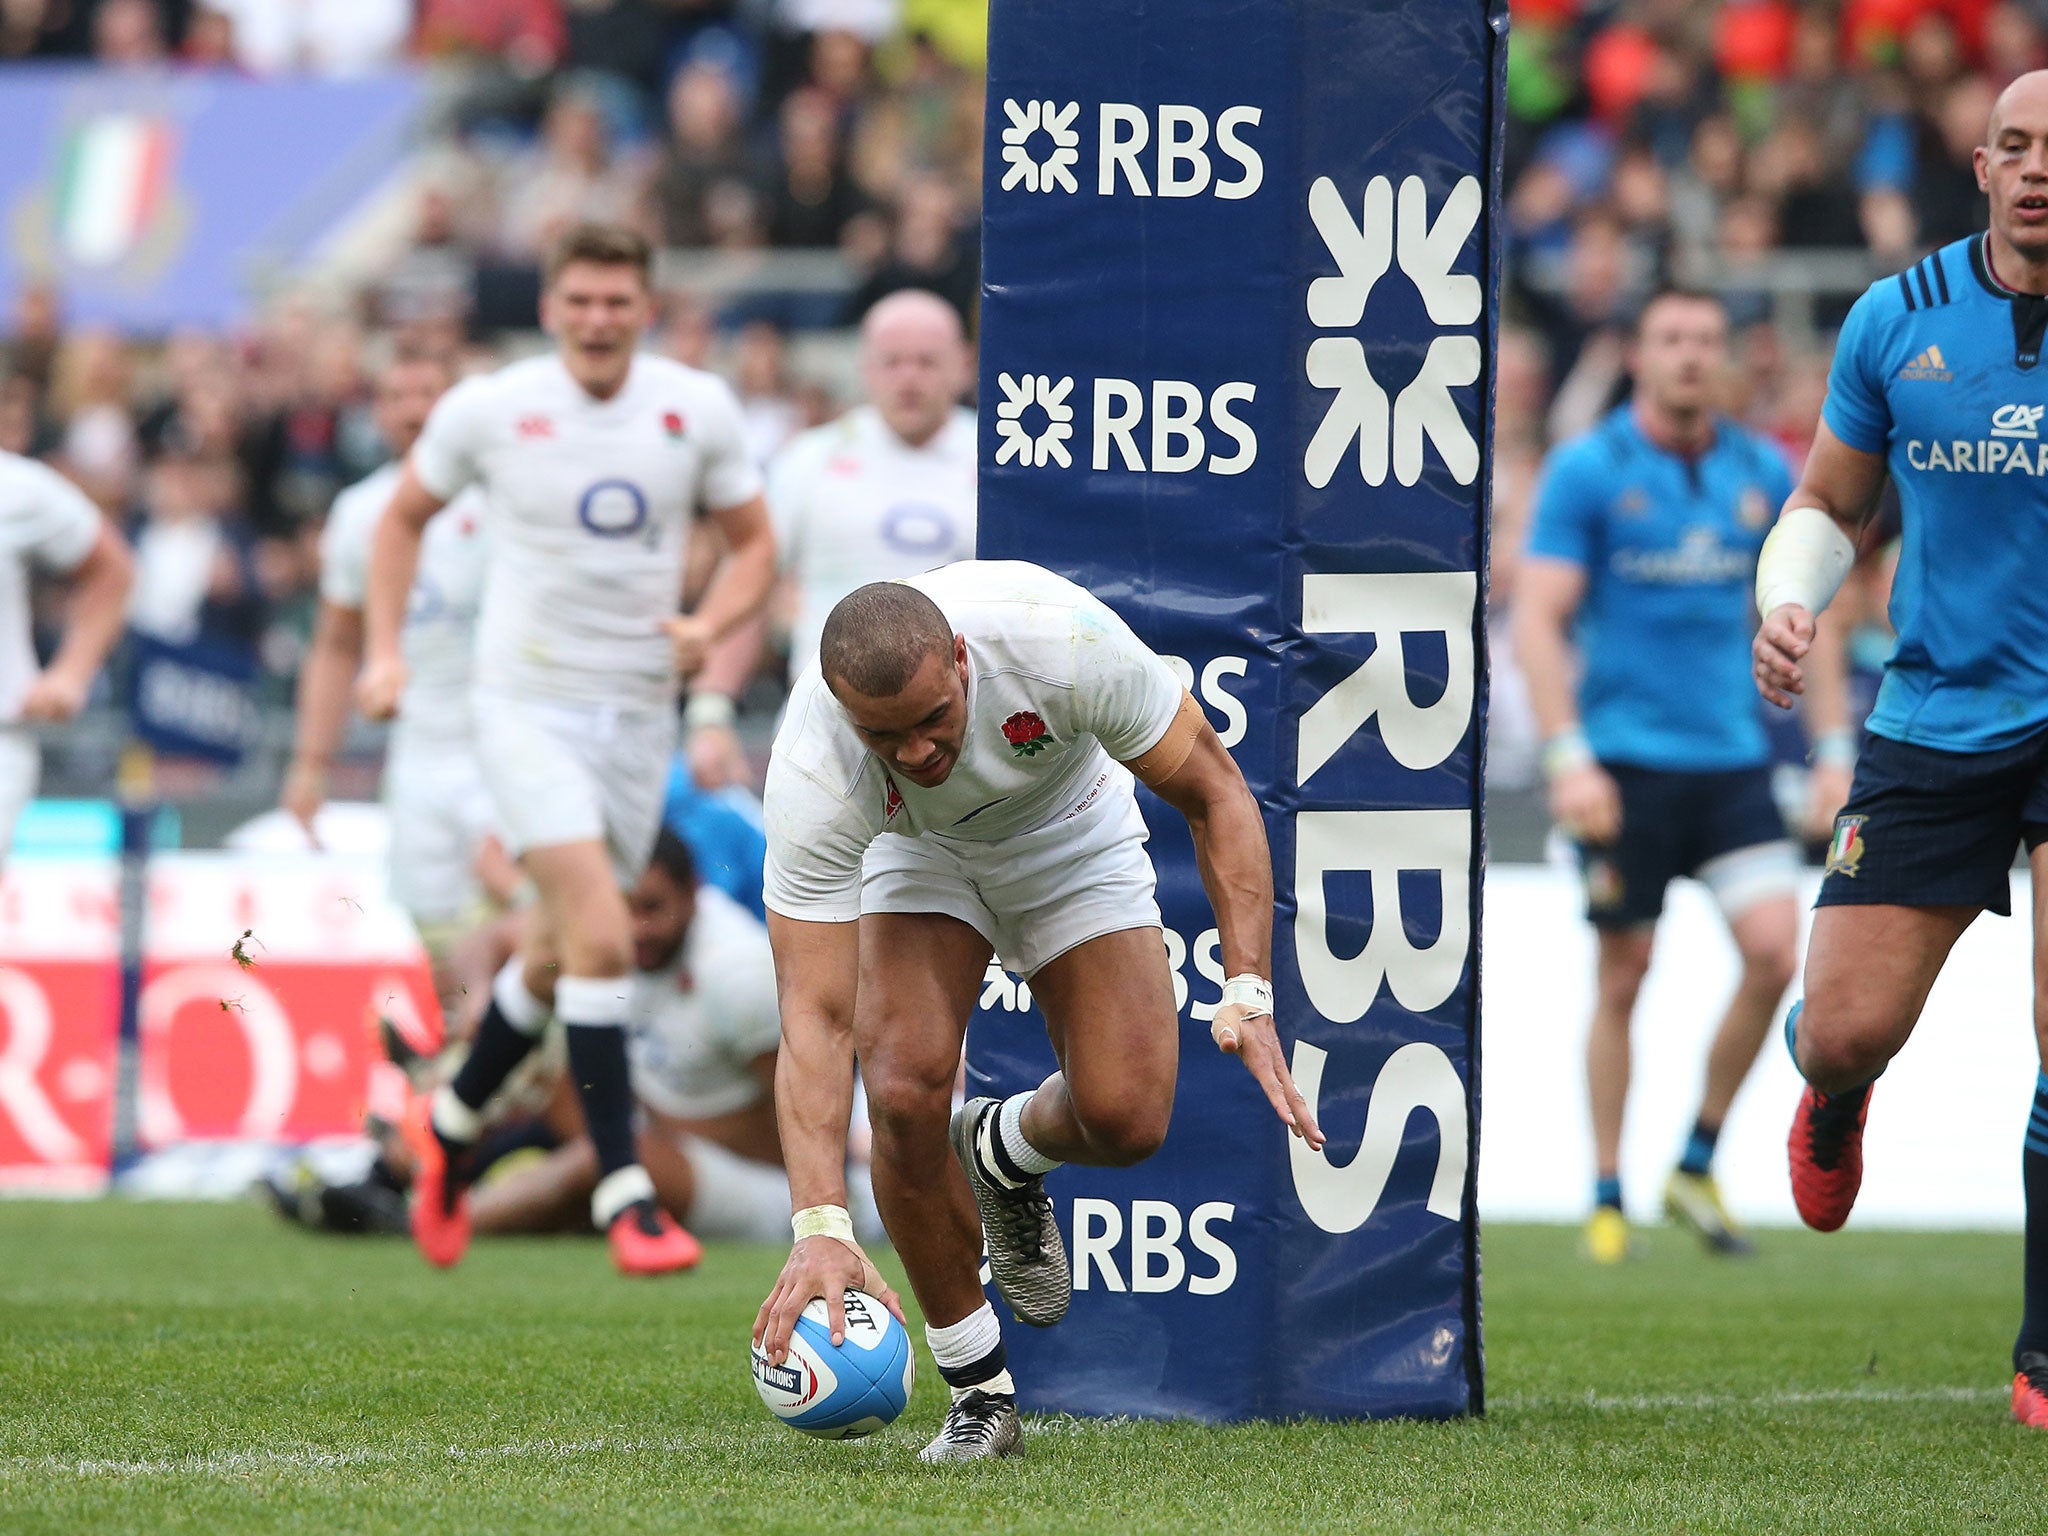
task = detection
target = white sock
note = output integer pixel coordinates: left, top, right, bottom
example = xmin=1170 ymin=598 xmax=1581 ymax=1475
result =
xmin=925 ymin=1303 xmax=1015 ymax=1399
xmin=976 ymin=1092 xmax=1060 ymax=1190
xmin=491 ymin=957 xmax=551 ymax=1036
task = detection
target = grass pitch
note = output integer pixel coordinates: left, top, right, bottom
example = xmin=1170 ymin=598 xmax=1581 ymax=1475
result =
xmin=0 ymin=1202 xmax=2035 ymax=1534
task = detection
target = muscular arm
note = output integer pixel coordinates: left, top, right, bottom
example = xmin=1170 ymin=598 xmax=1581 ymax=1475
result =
xmin=282 ymin=598 xmax=363 ymax=831
xmin=1510 ymin=556 xmax=1588 ymax=743
xmin=356 ymin=466 xmax=445 ymax=719
xmin=1129 ymin=692 xmax=1323 ymax=1147
xmin=755 ymin=911 xmax=902 ymax=1359
xmin=682 ymin=495 xmax=777 ymax=656
xmin=1511 ymin=556 xmax=1624 ymax=844
xmin=21 ymin=523 xmax=134 ymax=721
xmin=1754 ymin=420 xmax=1889 ymax=709
xmin=766 ymin=912 xmax=858 ymax=1211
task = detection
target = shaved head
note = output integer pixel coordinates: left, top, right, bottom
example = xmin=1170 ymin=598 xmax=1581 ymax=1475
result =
xmin=859 ymin=289 xmax=969 ymax=447
xmin=819 ymin=582 xmax=954 ymax=699
xmin=1990 ymin=70 xmax=2048 ymax=143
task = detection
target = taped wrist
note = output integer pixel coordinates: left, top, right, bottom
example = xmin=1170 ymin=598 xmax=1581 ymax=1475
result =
xmin=792 ymin=1204 xmax=856 ymax=1244
xmin=1756 ymin=505 xmax=1856 ymax=619
xmin=1220 ymin=974 xmax=1273 ymax=1018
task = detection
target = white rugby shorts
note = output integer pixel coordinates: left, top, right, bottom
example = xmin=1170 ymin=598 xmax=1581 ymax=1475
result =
xmin=0 ymin=729 xmax=37 ymax=861
xmin=472 ymin=690 xmax=675 ymax=887
xmin=860 ymin=766 xmax=1161 ymax=977
xmin=383 ymin=731 xmax=498 ymax=927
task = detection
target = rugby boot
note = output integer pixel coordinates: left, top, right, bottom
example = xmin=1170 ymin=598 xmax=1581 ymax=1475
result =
xmin=2014 ymin=1352 xmax=2048 ymax=1429
xmin=1584 ymin=1205 xmax=1629 ymax=1265
xmin=1788 ymin=1082 xmax=1872 ymax=1232
xmin=951 ymin=1098 xmax=1069 ymax=1326
xmin=918 ymin=1390 xmax=1024 ymax=1463
xmin=404 ymin=1094 xmax=471 ymax=1268
xmin=1663 ymin=1169 xmax=1756 ymax=1256
xmin=608 ymin=1199 xmax=703 ymax=1276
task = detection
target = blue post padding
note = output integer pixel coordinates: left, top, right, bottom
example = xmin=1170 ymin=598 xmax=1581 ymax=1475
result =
xmin=969 ymin=0 xmax=1506 ymax=1421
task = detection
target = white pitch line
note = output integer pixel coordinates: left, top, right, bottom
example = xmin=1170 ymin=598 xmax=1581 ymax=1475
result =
xmin=1495 ymin=1385 xmax=2006 ymax=1413
xmin=2 ymin=1433 xmax=697 ymax=1482
xmin=2 ymin=1390 xmax=2012 ymax=1481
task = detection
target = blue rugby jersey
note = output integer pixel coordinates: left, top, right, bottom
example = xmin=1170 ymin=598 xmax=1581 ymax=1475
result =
xmin=1526 ymin=406 xmax=1794 ymax=771
xmin=1824 ymin=234 xmax=2048 ymax=752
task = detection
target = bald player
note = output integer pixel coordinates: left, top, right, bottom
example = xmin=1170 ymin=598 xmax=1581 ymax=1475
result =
xmin=1755 ymin=69 xmax=2048 ymax=1427
xmin=684 ymin=288 xmax=974 ymax=787
xmin=749 ymin=560 xmax=1321 ymax=1462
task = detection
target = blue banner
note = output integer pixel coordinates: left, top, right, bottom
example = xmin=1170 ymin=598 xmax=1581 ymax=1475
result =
xmin=0 ymin=66 xmax=421 ymax=331
xmin=970 ymin=0 xmax=1504 ymax=1420
xmin=127 ymin=632 xmax=259 ymax=766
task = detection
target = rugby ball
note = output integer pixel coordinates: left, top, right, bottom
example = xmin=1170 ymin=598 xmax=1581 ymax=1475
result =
xmin=751 ymin=1289 xmax=914 ymax=1438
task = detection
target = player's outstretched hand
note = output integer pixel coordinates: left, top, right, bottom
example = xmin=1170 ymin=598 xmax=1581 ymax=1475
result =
xmin=662 ymin=615 xmax=715 ymax=679
xmin=754 ymin=1234 xmax=906 ymax=1366
xmin=1755 ymin=602 xmax=1816 ymax=709
xmin=355 ymin=656 xmax=408 ymax=722
xmin=1212 ymin=1003 xmax=1325 ymax=1151
xmin=1549 ymin=761 xmax=1622 ymax=845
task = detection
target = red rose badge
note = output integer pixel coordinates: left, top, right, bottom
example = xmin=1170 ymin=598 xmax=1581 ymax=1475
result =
xmin=662 ymin=410 xmax=686 ymax=439
xmin=884 ymin=780 xmax=903 ymax=821
xmin=1002 ymin=710 xmax=1052 ymax=757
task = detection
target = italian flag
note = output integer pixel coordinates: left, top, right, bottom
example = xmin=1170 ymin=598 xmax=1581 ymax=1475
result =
xmin=56 ymin=114 xmax=176 ymax=269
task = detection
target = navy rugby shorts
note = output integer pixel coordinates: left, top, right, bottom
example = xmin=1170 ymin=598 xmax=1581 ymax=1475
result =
xmin=1577 ymin=762 xmax=1791 ymax=928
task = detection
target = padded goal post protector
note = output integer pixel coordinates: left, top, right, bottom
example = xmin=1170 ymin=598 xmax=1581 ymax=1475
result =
xmin=968 ymin=0 xmax=1505 ymax=1420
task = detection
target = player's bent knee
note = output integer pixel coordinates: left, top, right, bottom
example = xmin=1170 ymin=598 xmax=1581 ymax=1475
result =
xmin=1793 ymin=1019 xmax=1888 ymax=1093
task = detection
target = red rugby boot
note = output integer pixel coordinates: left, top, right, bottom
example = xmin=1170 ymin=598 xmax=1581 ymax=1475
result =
xmin=608 ymin=1200 xmax=703 ymax=1276
xmin=2014 ymin=1353 xmax=2048 ymax=1429
xmin=1787 ymin=1083 xmax=1871 ymax=1233
xmin=404 ymin=1095 xmax=472 ymax=1269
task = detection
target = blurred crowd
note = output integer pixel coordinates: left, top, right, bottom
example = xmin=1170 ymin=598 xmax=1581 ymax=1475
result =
xmin=0 ymin=0 xmax=986 ymax=766
xmin=1 ymin=0 xmax=2028 ymax=796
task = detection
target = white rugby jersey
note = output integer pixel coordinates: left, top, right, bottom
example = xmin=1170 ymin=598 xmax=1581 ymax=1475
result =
xmin=626 ymin=884 xmax=781 ymax=1120
xmin=763 ymin=560 xmax=1183 ymax=923
xmin=409 ymin=353 xmax=762 ymax=708
xmin=769 ymin=404 xmax=977 ymax=678
xmin=0 ymin=451 xmax=101 ymax=724
xmin=320 ymin=462 xmax=489 ymax=748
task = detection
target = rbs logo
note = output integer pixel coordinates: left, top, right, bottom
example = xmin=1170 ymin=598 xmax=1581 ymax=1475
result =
xmin=1001 ymin=99 xmax=1264 ymax=201
xmin=995 ymin=373 xmax=1257 ymax=475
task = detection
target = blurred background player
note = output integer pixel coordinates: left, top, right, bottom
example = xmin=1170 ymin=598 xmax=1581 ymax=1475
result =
xmin=271 ymin=833 xmax=806 ymax=1246
xmin=0 ymin=448 xmax=132 ymax=861
xmin=281 ymin=345 xmax=516 ymax=997
xmin=1754 ymin=68 xmax=2048 ymax=1430
xmin=684 ymin=287 xmax=975 ymax=789
xmin=753 ymin=565 xmax=1319 ymax=1462
xmin=356 ymin=223 xmax=775 ymax=1277
xmin=1516 ymin=288 xmax=1852 ymax=1264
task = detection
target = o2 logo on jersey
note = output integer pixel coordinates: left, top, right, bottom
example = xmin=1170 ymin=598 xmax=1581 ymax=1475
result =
xmin=880 ymin=501 xmax=959 ymax=557
xmin=578 ymin=479 xmax=651 ymax=541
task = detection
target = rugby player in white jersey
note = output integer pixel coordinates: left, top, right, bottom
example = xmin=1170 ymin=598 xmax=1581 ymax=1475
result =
xmin=750 ymin=561 xmax=1323 ymax=1461
xmin=0 ymin=450 xmax=132 ymax=859
xmin=283 ymin=346 xmax=511 ymax=985
xmin=685 ymin=287 xmax=974 ymax=786
xmin=356 ymin=223 xmax=776 ymax=1276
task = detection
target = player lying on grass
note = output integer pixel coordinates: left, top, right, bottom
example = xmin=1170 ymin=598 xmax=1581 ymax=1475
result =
xmin=750 ymin=560 xmax=1323 ymax=1462
xmin=269 ymin=832 xmax=810 ymax=1244
xmin=1753 ymin=66 xmax=2048 ymax=1428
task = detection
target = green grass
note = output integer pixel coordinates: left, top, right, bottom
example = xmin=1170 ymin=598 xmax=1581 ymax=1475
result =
xmin=0 ymin=1203 xmax=2036 ymax=1534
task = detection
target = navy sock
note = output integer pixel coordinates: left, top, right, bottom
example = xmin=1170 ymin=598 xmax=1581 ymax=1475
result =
xmin=564 ymin=1023 xmax=638 ymax=1180
xmin=1679 ymin=1119 xmax=1721 ymax=1177
xmin=1594 ymin=1175 xmax=1623 ymax=1212
xmin=447 ymin=1001 xmax=540 ymax=1125
xmin=2018 ymin=1073 xmax=2048 ymax=1369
